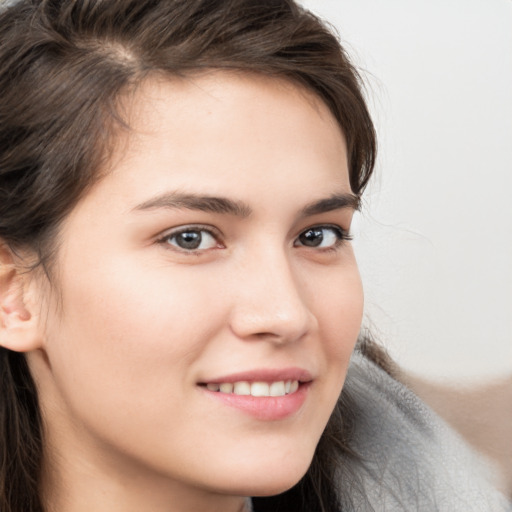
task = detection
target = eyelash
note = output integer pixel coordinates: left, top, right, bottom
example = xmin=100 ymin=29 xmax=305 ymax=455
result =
xmin=156 ymin=224 xmax=352 ymax=254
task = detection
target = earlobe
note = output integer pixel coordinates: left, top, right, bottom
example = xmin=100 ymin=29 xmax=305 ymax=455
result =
xmin=0 ymin=244 xmax=44 ymax=352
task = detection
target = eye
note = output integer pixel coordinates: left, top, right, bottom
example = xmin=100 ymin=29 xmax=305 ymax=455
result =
xmin=159 ymin=227 xmax=220 ymax=252
xmin=294 ymin=225 xmax=351 ymax=249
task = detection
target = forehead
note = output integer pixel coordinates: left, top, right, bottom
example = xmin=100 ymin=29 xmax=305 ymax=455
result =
xmin=123 ymin=71 xmax=344 ymax=140
xmin=111 ymin=71 xmax=349 ymax=186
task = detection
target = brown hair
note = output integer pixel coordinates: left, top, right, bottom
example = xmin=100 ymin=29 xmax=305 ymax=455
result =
xmin=0 ymin=1 xmax=377 ymax=511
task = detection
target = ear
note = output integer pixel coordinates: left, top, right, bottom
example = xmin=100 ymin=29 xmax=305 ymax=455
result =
xmin=0 ymin=243 xmax=44 ymax=352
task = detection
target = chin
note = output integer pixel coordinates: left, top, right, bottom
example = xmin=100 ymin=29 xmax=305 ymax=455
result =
xmin=226 ymin=475 xmax=306 ymax=499
xmin=245 ymin=476 xmax=305 ymax=498
xmin=212 ymin=451 xmax=314 ymax=498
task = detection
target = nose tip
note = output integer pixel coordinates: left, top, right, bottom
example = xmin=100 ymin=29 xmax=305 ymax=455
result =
xmin=230 ymin=305 xmax=313 ymax=343
xmin=228 ymin=261 xmax=316 ymax=344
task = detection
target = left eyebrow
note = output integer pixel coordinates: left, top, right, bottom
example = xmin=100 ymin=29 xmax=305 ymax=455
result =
xmin=300 ymin=193 xmax=360 ymax=216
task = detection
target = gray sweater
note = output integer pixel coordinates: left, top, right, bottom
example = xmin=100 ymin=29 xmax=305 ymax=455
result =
xmin=333 ymin=353 xmax=509 ymax=511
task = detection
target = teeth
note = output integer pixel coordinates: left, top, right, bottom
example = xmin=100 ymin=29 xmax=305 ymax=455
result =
xmin=219 ymin=383 xmax=233 ymax=393
xmin=205 ymin=380 xmax=300 ymax=397
xmin=251 ymin=382 xmax=269 ymax=396
xmin=269 ymin=381 xmax=286 ymax=396
xmin=233 ymin=381 xmax=251 ymax=395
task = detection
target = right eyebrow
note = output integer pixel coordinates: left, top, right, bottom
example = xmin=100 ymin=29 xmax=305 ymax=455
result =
xmin=131 ymin=192 xmax=252 ymax=218
xmin=300 ymin=193 xmax=360 ymax=216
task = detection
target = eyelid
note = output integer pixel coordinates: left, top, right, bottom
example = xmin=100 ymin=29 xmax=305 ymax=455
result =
xmin=294 ymin=224 xmax=353 ymax=249
xmin=155 ymin=224 xmax=224 ymax=252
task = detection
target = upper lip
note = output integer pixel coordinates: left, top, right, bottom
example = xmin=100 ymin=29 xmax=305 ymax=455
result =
xmin=199 ymin=367 xmax=313 ymax=385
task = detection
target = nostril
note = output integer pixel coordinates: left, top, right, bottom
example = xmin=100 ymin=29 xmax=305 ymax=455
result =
xmin=253 ymin=331 xmax=278 ymax=338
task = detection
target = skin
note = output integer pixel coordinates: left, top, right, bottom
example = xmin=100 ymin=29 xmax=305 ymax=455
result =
xmin=17 ymin=73 xmax=363 ymax=512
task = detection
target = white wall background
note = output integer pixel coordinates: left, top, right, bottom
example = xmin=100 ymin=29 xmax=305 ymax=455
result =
xmin=301 ymin=0 xmax=512 ymax=382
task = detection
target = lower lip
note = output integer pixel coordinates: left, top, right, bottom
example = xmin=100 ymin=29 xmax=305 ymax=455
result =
xmin=201 ymin=383 xmax=310 ymax=421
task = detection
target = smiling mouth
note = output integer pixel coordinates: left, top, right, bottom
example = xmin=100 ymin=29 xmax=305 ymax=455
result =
xmin=199 ymin=373 xmax=311 ymax=420
xmin=202 ymin=380 xmax=300 ymax=397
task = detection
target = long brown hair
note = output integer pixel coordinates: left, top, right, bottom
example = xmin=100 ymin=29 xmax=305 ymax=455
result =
xmin=0 ymin=1 xmax=377 ymax=511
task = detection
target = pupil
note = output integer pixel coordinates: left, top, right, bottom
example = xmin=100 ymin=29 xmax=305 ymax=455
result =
xmin=177 ymin=231 xmax=201 ymax=249
xmin=300 ymin=228 xmax=323 ymax=247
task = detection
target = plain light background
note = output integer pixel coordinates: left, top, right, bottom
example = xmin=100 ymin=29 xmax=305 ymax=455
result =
xmin=301 ymin=0 xmax=512 ymax=382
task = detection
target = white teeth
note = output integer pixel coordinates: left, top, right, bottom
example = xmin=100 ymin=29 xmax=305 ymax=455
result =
xmin=206 ymin=380 xmax=300 ymax=397
xmin=269 ymin=381 xmax=286 ymax=396
xmin=233 ymin=381 xmax=251 ymax=395
xmin=251 ymin=382 xmax=269 ymax=396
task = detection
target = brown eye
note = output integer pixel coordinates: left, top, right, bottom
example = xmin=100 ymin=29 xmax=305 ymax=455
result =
xmin=298 ymin=228 xmax=325 ymax=247
xmin=295 ymin=226 xmax=350 ymax=249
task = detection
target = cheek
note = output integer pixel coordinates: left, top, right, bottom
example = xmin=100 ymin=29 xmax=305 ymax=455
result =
xmin=39 ymin=257 xmax=234 ymax=470
xmin=44 ymin=257 xmax=226 ymax=405
xmin=316 ymin=260 xmax=364 ymax=350
xmin=315 ymin=262 xmax=364 ymax=402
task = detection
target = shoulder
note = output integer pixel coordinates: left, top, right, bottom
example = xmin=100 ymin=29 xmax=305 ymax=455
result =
xmin=339 ymin=352 xmax=510 ymax=511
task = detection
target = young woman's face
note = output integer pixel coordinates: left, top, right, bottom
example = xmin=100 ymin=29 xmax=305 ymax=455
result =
xmin=31 ymin=73 xmax=363 ymax=507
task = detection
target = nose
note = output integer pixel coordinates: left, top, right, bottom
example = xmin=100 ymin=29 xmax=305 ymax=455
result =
xmin=228 ymin=248 xmax=316 ymax=344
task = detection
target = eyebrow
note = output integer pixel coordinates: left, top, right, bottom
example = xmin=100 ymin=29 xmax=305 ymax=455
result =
xmin=132 ymin=191 xmax=359 ymax=217
xmin=132 ymin=192 xmax=252 ymax=217
xmin=300 ymin=193 xmax=360 ymax=216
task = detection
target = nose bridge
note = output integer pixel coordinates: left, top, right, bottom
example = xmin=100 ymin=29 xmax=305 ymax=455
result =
xmin=229 ymin=242 xmax=314 ymax=342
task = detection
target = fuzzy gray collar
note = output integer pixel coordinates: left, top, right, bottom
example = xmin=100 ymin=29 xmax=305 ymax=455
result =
xmin=336 ymin=353 xmax=509 ymax=511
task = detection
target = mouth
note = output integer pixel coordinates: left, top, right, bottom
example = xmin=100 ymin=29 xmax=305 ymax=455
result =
xmin=198 ymin=368 xmax=312 ymax=420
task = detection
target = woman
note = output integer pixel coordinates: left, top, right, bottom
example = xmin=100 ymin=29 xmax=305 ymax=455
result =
xmin=0 ymin=1 xmax=507 ymax=511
